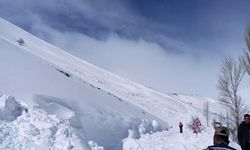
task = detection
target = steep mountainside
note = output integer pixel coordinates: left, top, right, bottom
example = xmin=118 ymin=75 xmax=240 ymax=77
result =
xmin=0 ymin=18 xmax=236 ymax=150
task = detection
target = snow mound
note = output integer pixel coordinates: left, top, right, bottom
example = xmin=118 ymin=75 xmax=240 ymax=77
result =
xmin=88 ymin=141 xmax=104 ymax=150
xmin=0 ymin=95 xmax=84 ymax=150
xmin=0 ymin=95 xmax=27 ymax=121
xmin=128 ymin=119 xmax=163 ymax=139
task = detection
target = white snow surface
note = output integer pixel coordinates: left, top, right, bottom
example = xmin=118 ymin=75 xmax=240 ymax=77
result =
xmin=0 ymin=17 xmax=241 ymax=149
xmin=0 ymin=95 xmax=83 ymax=150
xmin=123 ymin=127 xmax=241 ymax=150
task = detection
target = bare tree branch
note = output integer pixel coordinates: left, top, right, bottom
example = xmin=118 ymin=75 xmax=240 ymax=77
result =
xmin=243 ymin=26 xmax=250 ymax=76
xmin=217 ymin=56 xmax=246 ymax=129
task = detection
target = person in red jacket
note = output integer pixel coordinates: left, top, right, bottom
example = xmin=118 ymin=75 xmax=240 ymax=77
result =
xmin=179 ymin=122 xmax=183 ymax=133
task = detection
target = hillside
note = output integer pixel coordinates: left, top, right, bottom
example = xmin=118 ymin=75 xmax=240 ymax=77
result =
xmin=0 ymin=18 xmax=240 ymax=150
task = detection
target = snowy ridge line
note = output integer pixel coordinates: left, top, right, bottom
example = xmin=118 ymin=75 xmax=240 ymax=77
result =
xmin=0 ymin=17 xmax=186 ymax=124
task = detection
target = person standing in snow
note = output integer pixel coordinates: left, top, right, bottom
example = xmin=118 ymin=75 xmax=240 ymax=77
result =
xmin=179 ymin=122 xmax=183 ymax=133
xmin=204 ymin=126 xmax=236 ymax=150
xmin=237 ymin=114 xmax=250 ymax=150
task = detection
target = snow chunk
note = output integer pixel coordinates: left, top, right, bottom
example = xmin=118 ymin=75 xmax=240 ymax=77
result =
xmin=129 ymin=119 xmax=163 ymax=139
xmin=0 ymin=95 xmax=85 ymax=150
xmin=0 ymin=95 xmax=26 ymax=121
xmin=88 ymin=141 xmax=104 ymax=150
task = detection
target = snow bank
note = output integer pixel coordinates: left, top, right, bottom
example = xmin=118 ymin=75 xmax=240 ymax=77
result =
xmin=0 ymin=95 xmax=26 ymax=121
xmin=128 ymin=119 xmax=163 ymax=139
xmin=0 ymin=94 xmax=162 ymax=150
xmin=88 ymin=141 xmax=104 ymax=150
xmin=0 ymin=95 xmax=86 ymax=150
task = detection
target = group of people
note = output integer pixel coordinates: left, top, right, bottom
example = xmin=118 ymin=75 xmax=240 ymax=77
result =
xmin=178 ymin=114 xmax=250 ymax=150
xmin=204 ymin=114 xmax=250 ymax=150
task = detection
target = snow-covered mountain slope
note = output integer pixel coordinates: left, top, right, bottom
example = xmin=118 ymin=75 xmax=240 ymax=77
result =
xmin=0 ymin=17 xmax=240 ymax=150
xmin=0 ymin=18 xmax=168 ymax=150
xmin=0 ymin=32 xmax=164 ymax=149
xmin=0 ymin=17 xmax=200 ymax=126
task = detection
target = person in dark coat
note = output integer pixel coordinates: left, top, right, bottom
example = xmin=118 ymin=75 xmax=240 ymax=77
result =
xmin=204 ymin=126 xmax=236 ymax=150
xmin=179 ymin=122 xmax=183 ymax=133
xmin=237 ymin=114 xmax=250 ymax=150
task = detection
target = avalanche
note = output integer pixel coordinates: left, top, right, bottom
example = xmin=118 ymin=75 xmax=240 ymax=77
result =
xmin=0 ymin=17 xmax=243 ymax=150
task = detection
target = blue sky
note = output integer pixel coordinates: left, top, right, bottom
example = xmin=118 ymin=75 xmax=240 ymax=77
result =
xmin=1 ymin=0 xmax=249 ymax=54
xmin=0 ymin=0 xmax=250 ymax=98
